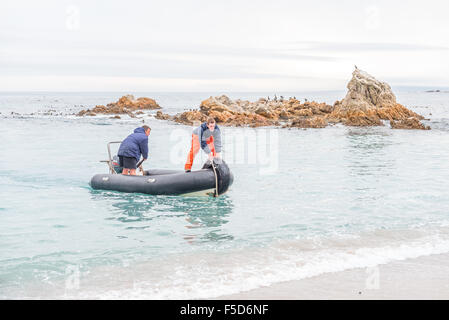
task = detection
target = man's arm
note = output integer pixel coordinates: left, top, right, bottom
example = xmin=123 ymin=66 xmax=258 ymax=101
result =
xmin=213 ymin=128 xmax=222 ymax=154
xmin=200 ymin=127 xmax=212 ymax=154
xmin=139 ymin=137 xmax=149 ymax=160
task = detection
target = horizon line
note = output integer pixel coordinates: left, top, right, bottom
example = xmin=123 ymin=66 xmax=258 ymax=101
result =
xmin=1 ymin=85 xmax=448 ymax=94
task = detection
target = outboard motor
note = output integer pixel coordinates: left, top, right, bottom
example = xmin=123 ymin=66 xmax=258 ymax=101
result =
xmin=112 ymin=155 xmax=123 ymax=174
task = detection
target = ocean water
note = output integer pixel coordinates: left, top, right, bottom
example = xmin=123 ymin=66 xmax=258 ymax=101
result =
xmin=1 ymin=90 xmax=449 ymax=299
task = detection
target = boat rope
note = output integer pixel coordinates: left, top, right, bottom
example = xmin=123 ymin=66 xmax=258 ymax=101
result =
xmin=211 ymin=160 xmax=219 ymax=197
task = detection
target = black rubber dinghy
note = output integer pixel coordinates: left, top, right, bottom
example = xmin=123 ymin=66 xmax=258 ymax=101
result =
xmin=90 ymin=160 xmax=233 ymax=196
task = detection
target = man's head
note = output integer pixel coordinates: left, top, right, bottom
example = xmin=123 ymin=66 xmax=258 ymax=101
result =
xmin=142 ymin=125 xmax=151 ymax=136
xmin=207 ymin=117 xmax=216 ymax=132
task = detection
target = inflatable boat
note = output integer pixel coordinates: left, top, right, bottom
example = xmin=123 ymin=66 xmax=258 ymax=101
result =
xmin=90 ymin=142 xmax=233 ymax=196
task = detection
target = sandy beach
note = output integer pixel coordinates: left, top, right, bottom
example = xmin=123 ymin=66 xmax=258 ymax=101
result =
xmin=216 ymin=253 xmax=449 ymax=300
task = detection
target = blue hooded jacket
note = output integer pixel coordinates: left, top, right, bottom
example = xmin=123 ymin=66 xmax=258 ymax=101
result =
xmin=117 ymin=127 xmax=149 ymax=161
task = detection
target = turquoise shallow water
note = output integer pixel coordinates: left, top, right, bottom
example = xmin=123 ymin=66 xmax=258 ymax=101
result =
xmin=1 ymin=90 xmax=449 ymax=299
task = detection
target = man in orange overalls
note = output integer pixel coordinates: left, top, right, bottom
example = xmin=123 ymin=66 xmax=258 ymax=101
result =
xmin=185 ymin=117 xmax=222 ymax=172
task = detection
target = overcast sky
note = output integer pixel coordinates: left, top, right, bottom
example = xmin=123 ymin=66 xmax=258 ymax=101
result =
xmin=1 ymin=0 xmax=448 ymax=91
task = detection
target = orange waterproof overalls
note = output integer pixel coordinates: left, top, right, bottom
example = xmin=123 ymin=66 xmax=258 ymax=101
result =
xmin=184 ymin=134 xmax=216 ymax=171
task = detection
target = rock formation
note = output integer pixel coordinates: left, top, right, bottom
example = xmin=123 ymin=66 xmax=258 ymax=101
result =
xmin=155 ymin=95 xmax=334 ymax=128
xmin=77 ymin=95 xmax=161 ymax=117
xmin=76 ymin=69 xmax=429 ymax=130
xmin=154 ymin=68 xmax=429 ymax=130
xmin=390 ymin=118 xmax=431 ymax=130
xmin=328 ymin=69 xmax=427 ymax=129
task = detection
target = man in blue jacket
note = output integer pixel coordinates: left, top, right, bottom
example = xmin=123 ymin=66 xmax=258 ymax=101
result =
xmin=117 ymin=125 xmax=151 ymax=175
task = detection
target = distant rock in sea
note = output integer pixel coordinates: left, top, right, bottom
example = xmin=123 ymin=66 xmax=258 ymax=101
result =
xmin=77 ymin=95 xmax=161 ymax=117
xmin=329 ymin=68 xmax=429 ymax=129
xmin=425 ymin=89 xmax=449 ymax=93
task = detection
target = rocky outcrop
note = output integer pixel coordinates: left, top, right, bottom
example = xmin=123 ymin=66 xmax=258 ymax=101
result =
xmin=390 ymin=118 xmax=431 ymax=130
xmin=77 ymin=95 xmax=161 ymax=117
xmin=154 ymin=69 xmax=429 ymax=130
xmin=155 ymin=95 xmax=334 ymax=128
xmin=288 ymin=116 xmax=328 ymax=129
xmin=155 ymin=110 xmax=172 ymax=121
xmin=328 ymin=68 xmax=427 ymax=129
xmin=76 ymin=69 xmax=429 ymax=131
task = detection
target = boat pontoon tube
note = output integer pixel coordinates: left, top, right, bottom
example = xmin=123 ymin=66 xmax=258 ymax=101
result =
xmin=90 ymin=160 xmax=233 ymax=196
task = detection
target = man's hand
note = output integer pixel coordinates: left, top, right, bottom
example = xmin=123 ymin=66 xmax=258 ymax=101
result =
xmin=215 ymin=152 xmax=221 ymax=159
xmin=208 ymin=153 xmax=214 ymax=161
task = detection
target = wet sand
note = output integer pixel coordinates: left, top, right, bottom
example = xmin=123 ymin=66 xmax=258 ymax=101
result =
xmin=216 ymin=253 xmax=449 ymax=300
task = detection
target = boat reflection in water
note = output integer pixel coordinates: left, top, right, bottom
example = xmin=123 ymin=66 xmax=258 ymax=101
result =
xmin=89 ymin=189 xmax=234 ymax=244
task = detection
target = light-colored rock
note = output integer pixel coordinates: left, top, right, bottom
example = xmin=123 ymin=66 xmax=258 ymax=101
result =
xmin=330 ymin=68 xmax=427 ymax=128
xmin=340 ymin=68 xmax=397 ymax=111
